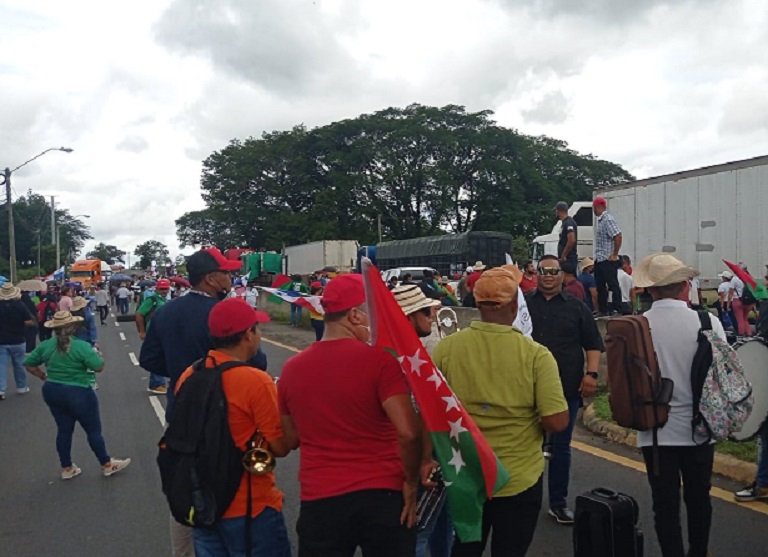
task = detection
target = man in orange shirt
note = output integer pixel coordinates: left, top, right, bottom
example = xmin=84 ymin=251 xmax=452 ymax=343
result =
xmin=175 ymin=298 xmax=296 ymax=556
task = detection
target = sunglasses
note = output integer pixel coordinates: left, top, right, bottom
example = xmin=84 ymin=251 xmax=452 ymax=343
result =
xmin=419 ymin=307 xmax=433 ymax=317
xmin=537 ymin=267 xmax=561 ymax=276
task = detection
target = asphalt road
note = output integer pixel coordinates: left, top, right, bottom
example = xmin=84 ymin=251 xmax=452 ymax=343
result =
xmin=1 ymin=311 xmax=767 ymax=557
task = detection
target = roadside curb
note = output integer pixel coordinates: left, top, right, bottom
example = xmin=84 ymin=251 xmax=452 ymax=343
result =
xmin=582 ymin=404 xmax=757 ymax=485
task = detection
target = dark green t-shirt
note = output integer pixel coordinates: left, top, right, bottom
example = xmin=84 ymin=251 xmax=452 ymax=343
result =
xmin=136 ymin=293 xmax=168 ymax=327
xmin=25 ymin=337 xmax=104 ymax=388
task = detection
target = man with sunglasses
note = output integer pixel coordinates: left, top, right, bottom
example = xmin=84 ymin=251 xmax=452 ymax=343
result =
xmin=525 ymin=255 xmax=604 ymax=526
xmin=140 ymin=247 xmax=268 ymax=557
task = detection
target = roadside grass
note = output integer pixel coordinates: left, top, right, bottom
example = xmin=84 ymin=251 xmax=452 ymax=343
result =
xmin=590 ymin=393 xmax=758 ymax=463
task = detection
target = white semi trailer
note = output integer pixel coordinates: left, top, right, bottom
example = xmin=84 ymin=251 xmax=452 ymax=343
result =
xmin=595 ymin=155 xmax=768 ymax=288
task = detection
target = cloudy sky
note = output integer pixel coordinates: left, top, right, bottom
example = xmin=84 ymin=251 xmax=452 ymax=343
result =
xmin=1 ymin=0 xmax=766 ymax=262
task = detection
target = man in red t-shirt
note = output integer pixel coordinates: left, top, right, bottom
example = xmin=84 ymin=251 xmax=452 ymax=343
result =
xmin=519 ymin=260 xmax=538 ymax=294
xmin=279 ymin=274 xmax=422 ymax=556
xmin=175 ymin=299 xmax=296 ymax=556
xmin=562 ymin=262 xmax=586 ymax=302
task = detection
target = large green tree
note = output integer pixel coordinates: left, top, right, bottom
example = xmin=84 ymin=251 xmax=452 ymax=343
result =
xmin=86 ymin=242 xmax=125 ymax=264
xmin=0 ymin=191 xmax=92 ymax=276
xmin=134 ymin=240 xmax=170 ymax=270
xmin=177 ymin=104 xmax=634 ymax=251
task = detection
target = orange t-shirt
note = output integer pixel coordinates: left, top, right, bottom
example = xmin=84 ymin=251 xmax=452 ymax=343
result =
xmin=176 ymin=350 xmax=284 ymax=519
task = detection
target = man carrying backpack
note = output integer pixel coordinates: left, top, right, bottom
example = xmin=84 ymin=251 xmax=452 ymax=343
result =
xmin=632 ymin=253 xmax=726 ymax=557
xmin=167 ymin=298 xmax=295 ymax=556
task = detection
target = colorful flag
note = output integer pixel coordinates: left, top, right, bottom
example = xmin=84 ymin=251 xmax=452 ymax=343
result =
xmin=723 ymin=260 xmax=768 ymax=301
xmin=361 ymin=258 xmax=509 ymax=542
xmin=257 ymin=286 xmax=324 ymax=314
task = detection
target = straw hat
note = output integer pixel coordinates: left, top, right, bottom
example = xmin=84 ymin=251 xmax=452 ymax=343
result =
xmin=392 ymin=284 xmax=441 ymax=316
xmin=632 ymin=253 xmax=698 ymax=288
xmin=71 ymin=296 xmax=89 ymax=312
xmin=580 ymin=257 xmax=595 ymax=269
xmin=473 ymin=261 xmax=486 ymax=271
xmin=44 ymin=311 xmax=84 ymax=329
xmin=0 ymin=283 xmax=21 ymax=300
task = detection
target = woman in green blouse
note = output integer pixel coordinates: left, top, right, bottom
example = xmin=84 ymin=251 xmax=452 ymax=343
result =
xmin=25 ymin=311 xmax=131 ymax=480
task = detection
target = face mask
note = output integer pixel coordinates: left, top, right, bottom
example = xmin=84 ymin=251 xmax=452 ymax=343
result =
xmin=216 ymin=289 xmax=228 ymax=301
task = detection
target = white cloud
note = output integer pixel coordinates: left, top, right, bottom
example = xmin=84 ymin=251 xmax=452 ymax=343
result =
xmin=0 ymin=0 xmax=766 ymax=262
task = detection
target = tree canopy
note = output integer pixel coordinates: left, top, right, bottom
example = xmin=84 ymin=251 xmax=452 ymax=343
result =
xmin=177 ymin=104 xmax=634 ymax=251
xmin=0 ymin=191 xmax=92 ymax=276
xmin=86 ymin=242 xmax=125 ymax=264
xmin=134 ymin=240 xmax=170 ymax=270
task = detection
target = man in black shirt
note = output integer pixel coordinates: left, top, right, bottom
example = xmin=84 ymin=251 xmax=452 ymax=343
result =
xmin=0 ymin=283 xmax=35 ymax=399
xmin=525 ymin=255 xmax=604 ymax=525
xmin=555 ymin=201 xmax=578 ymax=267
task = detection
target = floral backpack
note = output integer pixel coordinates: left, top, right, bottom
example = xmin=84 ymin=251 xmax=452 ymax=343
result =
xmin=690 ymin=312 xmax=753 ymax=442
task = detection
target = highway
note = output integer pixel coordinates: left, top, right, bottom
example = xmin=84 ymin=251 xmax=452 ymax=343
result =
xmin=1 ymin=311 xmax=766 ymax=556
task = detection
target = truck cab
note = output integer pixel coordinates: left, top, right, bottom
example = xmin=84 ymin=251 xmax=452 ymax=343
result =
xmin=69 ymin=259 xmax=102 ymax=288
xmin=531 ymin=201 xmax=594 ymax=263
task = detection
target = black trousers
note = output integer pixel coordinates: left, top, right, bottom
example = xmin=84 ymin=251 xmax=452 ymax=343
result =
xmin=641 ymin=445 xmax=714 ymax=557
xmin=452 ymin=475 xmax=542 ymax=557
xmin=594 ymin=260 xmax=623 ymax=313
xmin=97 ymin=305 xmax=109 ymax=323
xmin=297 ymin=489 xmax=415 ymax=557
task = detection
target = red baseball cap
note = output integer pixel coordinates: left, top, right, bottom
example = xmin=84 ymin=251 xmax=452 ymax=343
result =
xmin=320 ymin=274 xmax=366 ymax=313
xmin=156 ymin=279 xmax=171 ymax=289
xmin=187 ymin=247 xmax=242 ymax=277
xmin=593 ymin=196 xmax=607 ymax=207
xmin=310 ymin=281 xmax=322 ymax=289
xmin=208 ymin=298 xmax=270 ymax=337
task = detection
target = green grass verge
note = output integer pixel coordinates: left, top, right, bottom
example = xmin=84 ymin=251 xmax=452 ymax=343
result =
xmin=590 ymin=394 xmax=758 ymax=463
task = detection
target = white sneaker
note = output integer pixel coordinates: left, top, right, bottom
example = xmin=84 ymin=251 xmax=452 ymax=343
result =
xmin=61 ymin=464 xmax=82 ymax=480
xmin=103 ymin=458 xmax=131 ymax=477
xmin=17 ymin=387 xmax=30 ymax=394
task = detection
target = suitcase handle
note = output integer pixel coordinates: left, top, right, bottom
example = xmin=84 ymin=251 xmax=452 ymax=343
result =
xmin=591 ymin=487 xmax=619 ymax=500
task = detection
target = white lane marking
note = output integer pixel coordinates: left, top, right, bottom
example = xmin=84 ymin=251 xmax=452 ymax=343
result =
xmin=128 ymin=352 xmax=139 ymax=366
xmin=110 ymin=313 xmax=115 ymax=317
xmin=119 ymin=332 xmax=126 ymax=341
xmin=114 ymin=320 xmax=120 ymax=327
xmin=149 ymin=396 xmax=166 ymax=427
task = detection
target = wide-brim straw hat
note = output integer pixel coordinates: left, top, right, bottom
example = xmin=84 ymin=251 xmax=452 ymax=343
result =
xmin=392 ymin=284 xmax=441 ymax=316
xmin=71 ymin=296 xmax=89 ymax=312
xmin=633 ymin=253 xmax=698 ymax=288
xmin=0 ymin=283 xmax=21 ymax=300
xmin=580 ymin=257 xmax=595 ymax=269
xmin=44 ymin=311 xmax=84 ymax=329
xmin=473 ymin=260 xmax=486 ymax=271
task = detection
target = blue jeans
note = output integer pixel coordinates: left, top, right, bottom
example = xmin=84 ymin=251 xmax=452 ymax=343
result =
xmin=118 ymin=298 xmax=129 ymax=315
xmin=310 ymin=319 xmax=324 ymax=341
xmin=42 ymin=381 xmax=110 ymax=468
xmin=548 ymin=397 xmax=582 ymax=509
xmin=194 ymin=507 xmax=291 ymax=557
xmin=149 ymin=373 xmax=167 ymax=389
xmin=0 ymin=343 xmax=27 ymax=393
xmin=290 ymin=304 xmax=302 ymax=326
xmin=415 ymin=494 xmax=453 ymax=557
xmin=757 ymin=425 xmax=768 ymax=487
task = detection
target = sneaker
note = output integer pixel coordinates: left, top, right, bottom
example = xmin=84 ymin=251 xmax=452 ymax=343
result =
xmin=92 ymin=382 xmax=99 ymax=390
xmin=61 ymin=464 xmax=82 ymax=480
xmin=147 ymin=385 xmax=168 ymax=395
xmin=0 ymin=392 xmax=5 ymax=401
xmin=103 ymin=458 xmax=131 ymax=477
xmin=734 ymin=482 xmax=768 ymax=502
xmin=548 ymin=506 xmax=575 ymax=525
xmin=17 ymin=387 xmax=30 ymax=394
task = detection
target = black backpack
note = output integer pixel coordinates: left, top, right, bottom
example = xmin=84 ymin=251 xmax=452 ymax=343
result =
xmin=157 ymin=357 xmax=247 ymax=527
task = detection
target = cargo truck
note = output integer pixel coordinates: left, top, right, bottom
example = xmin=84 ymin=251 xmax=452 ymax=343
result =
xmin=69 ymin=259 xmax=102 ymax=287
xmin=595 ymin=154 xmax=768 ymax=289
xmin=283 ymin=240 xmax=359 ymax=276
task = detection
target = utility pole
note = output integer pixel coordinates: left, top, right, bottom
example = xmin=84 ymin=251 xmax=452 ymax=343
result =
xmin=3 ymin=167 xmax=17 ymax=283
xmin=56 ymin=226 xmax=60 ymax=271
xmin=50 ymin=196 xmax=55 ymax=243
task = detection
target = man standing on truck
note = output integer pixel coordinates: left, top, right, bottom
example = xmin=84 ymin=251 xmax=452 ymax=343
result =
xmin=555 ymin=201 xmax=578 ymax=267
xmin=592 ymin=196 xmax=623 ymax=315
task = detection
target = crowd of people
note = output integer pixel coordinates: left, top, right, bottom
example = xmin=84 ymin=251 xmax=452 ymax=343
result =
xmin=3 ymin=195 xmax=767 ymax=557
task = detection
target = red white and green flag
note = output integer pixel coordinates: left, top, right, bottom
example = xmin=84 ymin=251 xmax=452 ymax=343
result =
xmin=361 ymin=258 xmax=510 ymax=542
xmin=723 ymin=259 xmax=768 ymax=301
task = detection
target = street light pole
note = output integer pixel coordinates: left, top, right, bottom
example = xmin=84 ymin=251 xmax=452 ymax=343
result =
xmin=2 ymin=147 xmax=73 ymax=283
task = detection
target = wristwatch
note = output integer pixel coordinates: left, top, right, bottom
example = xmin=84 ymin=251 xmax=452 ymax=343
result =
xmin=585 ymin=371 xmax=599 ymax=380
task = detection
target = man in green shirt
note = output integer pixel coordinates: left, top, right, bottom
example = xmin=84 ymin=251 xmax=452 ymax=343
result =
xmin=431 ymin=265 xmax=568 ymax=557
xmin=136 ymin=279 xmax=171 ymax=394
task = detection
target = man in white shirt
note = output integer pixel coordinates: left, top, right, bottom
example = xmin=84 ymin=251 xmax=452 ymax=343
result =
xmin=632 ymin=254 xmax=725 ymax=557
xmin=94 ymin=287 xmax=110 ymax=325
xmin=717 ymin=271 xmax=735 ymax=329
xmin=115 ymin=284 xmax=131 ymax=315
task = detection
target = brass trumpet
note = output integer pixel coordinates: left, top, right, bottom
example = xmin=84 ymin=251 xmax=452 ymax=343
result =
xmin=243 ymin=431 xmax=275 ymax=475
xmin=436 ymin=307 xmax=460 ymax=338
xmin=416 ymin=466 xmax=446 ymax=532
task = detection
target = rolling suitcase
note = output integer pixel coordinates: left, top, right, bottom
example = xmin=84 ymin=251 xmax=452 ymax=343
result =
xmin=573 ymin=488 xmax=643 ymax=557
